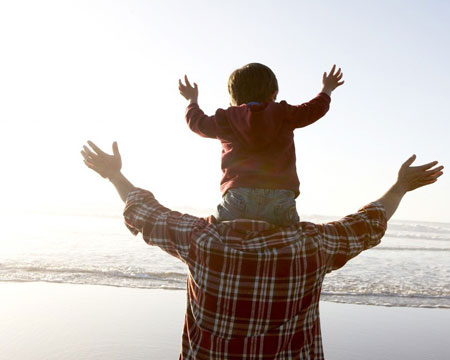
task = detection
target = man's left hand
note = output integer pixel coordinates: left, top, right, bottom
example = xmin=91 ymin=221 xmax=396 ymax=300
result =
xmin=81 ymin=141 xmax=122 ymax=180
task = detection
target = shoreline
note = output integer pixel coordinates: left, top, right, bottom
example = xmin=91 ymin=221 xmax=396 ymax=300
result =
xmin=1 ymin=282 xmax=449 ymax=360
xmin=2 ymin=279 xmax=447 ymax=309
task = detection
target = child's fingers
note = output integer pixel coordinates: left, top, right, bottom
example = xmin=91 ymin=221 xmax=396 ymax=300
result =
xmin=184 ymin=75 xmax=191 ymax=87
xmin=329 ymin=64 xmax=336 ymax=76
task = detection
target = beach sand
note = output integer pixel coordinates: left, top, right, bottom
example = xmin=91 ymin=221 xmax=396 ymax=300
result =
xmin=1 ymin=282 xmax=449 ymax=360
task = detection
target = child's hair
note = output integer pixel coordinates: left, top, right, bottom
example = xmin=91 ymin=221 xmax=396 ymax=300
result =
xmin=228 ymin=63 xmax=278 ymax=106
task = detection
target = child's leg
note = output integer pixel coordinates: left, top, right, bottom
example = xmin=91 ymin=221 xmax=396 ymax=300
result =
xmin=272 ymin=190 xmax=300 ymax=226
xmin=215 ymin=188 xmax=299 ymax=226
xmin=215 ymin=188 xmax=248 ymax=222
xmin=245 ymin=189 xmax=299 ymax=226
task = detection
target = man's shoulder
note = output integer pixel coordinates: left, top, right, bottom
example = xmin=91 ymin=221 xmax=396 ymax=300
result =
xmin=213 ymin=218 xmax=321 ymax=244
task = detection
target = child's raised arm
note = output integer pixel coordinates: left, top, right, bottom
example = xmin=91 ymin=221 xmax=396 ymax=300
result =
xmin=179 ymin=75 xmax=221 ymax=139
xmin=287 ymin=64 xmax=344 ymax=129
xmin=179 ymin=75 xmax=199 ymax=105
xmin=321 ymin=64 xmax=344 ymax=96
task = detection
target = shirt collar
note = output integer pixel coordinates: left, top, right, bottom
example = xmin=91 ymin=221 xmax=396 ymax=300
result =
xmin=212 ymin=217 xmax=278 ymax=233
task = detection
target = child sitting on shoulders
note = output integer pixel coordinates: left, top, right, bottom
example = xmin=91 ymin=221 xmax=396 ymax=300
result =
xmin=179 ymin=63 xmax=344 ymax=226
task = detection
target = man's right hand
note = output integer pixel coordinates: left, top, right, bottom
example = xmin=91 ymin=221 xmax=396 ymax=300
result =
xmin=396 ymin=154 xmax=443 ymax=193
xmin=377 ymin=155 xmax=443 ymax=221
xmin=81 ymin=141 xmax=122 ymax=181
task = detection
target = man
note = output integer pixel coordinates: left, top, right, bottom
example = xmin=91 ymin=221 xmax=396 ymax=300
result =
xmin=81 ymin=141 xmax=443 ymax=359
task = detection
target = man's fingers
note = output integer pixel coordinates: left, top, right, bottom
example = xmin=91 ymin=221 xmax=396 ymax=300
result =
xmin=402 ymin=154 xmax=417 ymax=168
xmin=414 ymin=169 xmax=443 ymax=187
xmin=87 ymin=141 xmax=105 ymax=155
xmin=424 ymin=165 xmax=444 ymax=174
xmin=83 ymin=160 xmax=101 ymax=174
xmin=432 ymin=171 xmax=444 ymax=179
xmin=418 ymin=178 xmax=438 ymax=187
xmin=83 ymin=160 xmax=106 ymax=178
xmin=82 ymin=146 xmax=96 ymax=159
xmin=425 ymin=170 xmax=444 ymax=179
xmin=419 ymin=172 xmax=443 ymax=183
xmin=81 ymin=150 xmax=92 ymax=162
xmin=83 ymin=159 xmax=95 ymax=169
xmin=417 ymin=161 xmax=439 ymax=171
xmin=112 ymin=141 xmax=120 ymax=157
xmin=335 ymin=68 xmax=341 ymax=77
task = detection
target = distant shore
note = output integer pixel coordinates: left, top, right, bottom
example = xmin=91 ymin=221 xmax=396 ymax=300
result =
xmin=1 ymin=282 xmax=449 ymax=360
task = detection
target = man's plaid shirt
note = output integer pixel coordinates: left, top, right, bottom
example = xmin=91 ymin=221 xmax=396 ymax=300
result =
xmin=124 ymin=188 xmax=387 ymax=359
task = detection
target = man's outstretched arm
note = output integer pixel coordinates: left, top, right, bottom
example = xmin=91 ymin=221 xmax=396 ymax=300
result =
xmin=81 ymin=141 xmax=202 ymax=263
xmin=320 ymin=154 xmax=443 ymax=272
xmin=81 ymin=141 xmax=133 ymax=202
xmin=376 ymin=154 xmax=444 ymax=220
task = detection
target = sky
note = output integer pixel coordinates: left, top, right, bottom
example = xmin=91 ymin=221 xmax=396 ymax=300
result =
xmin=0 ymin=0 xmax=449 ymax=222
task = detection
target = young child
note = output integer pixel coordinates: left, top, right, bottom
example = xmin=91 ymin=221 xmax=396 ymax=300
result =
xmin=179 ymin=63 xmax=344 ymax=226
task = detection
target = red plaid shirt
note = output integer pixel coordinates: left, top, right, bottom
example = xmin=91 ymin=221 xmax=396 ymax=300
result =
xmin=124 ymin=188 xmax=387 ymax=359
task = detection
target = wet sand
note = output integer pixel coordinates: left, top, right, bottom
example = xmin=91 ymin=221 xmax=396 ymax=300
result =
xmin=1 ymin=282 xmax=449 ymax=360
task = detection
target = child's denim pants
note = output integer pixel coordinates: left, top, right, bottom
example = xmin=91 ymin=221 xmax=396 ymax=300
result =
xmin=215 ymin=187 xmax=300 ymax=226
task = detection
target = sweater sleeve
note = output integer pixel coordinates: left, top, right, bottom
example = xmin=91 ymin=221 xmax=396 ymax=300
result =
xmin=186 ymin=103 xmax=225 ymax=139
xmin=316 ymin=202 xmax=387 ymax=272
xmin=285 ymin=92 xmax=331 ymax=129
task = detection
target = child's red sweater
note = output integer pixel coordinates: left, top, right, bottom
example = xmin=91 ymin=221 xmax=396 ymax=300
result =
xmin=185 ymin=93 xmax=331 ymax=197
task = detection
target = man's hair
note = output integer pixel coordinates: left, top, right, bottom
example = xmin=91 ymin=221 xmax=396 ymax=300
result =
xmin=228 ymin=63 xmax=278 ymax=106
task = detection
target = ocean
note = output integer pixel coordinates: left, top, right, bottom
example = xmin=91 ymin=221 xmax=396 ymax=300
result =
xmin=1 ymin=212 xmax=449 ymax=308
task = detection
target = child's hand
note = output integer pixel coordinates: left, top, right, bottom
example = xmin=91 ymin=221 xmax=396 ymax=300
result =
xmin=179 ymin=75 xmax=199 ymax=104
xmin=321 ymin=65 xmax=344 ymax=96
